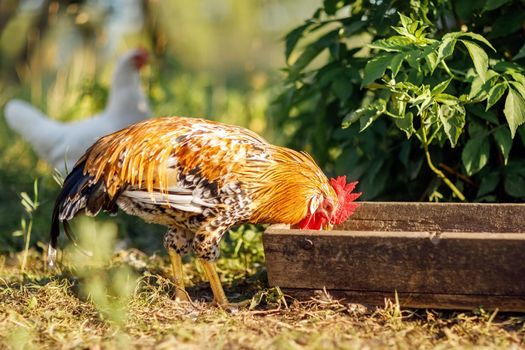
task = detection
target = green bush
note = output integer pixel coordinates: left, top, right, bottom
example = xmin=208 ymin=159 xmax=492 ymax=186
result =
xmin=276 ymin=0 xmax=525 ymax=201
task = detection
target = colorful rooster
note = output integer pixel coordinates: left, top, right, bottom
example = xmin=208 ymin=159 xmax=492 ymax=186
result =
xmin=49 ymin=117 xmax=361 ymax=306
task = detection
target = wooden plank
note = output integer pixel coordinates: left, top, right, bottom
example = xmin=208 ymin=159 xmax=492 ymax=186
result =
xmin=263 ymin=228 xmax=525 ymax=296
xmin=338 ymin=202 xmax=525 ymax=233
xmin=263 ymin=203 xmax=525 ymax=310
xmin=280 ymin=288 xmax=525 ymax=312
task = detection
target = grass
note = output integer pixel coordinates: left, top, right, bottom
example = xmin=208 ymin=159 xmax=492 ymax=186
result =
xmin=1 ymin=243 xmax=524 ymax=349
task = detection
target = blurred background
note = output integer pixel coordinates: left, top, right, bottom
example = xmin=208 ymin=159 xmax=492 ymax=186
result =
xmin=0 ymin=0 xmax=318 ymax=252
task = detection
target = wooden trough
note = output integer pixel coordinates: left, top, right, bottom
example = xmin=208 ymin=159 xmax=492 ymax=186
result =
xmin=263 ymin=202 xmax=525 ymax=312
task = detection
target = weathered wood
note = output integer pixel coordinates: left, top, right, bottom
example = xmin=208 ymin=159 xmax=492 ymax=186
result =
xmin=280 ymin=289 xmax=525 ymax=312
xmin=263 ymin=202 xmax=525 ymax=311
xmin=264 ymin=229 xmax=525 ymax=295
xmin=338 ymin=202 xmax=525 ymax=233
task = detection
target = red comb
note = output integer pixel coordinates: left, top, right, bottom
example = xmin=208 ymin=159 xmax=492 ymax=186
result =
xmin=330 ymin=176 xmax=361 ymax=224
xmin=132 ymin=48 xmax=149 ymax=69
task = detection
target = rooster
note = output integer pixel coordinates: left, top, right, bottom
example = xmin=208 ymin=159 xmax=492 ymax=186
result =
xmin=49 ymin=116 xmax=361 ymax=306
xmin=4 ymin=48 xmax=150 ymax=173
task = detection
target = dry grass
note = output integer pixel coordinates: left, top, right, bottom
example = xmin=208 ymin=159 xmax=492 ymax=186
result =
xmin=1 ymin=247 xmax=524 ymax=350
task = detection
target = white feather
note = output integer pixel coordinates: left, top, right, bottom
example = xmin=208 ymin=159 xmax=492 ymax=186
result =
xmin=122 ymin=188 xmax=217 ymax=214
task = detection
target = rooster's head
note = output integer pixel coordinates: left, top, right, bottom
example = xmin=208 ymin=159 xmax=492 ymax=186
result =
xmin=297 ymin=176 xmax=361 ymax=230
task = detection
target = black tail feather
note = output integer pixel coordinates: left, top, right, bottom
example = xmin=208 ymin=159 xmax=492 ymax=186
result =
xmin=50 ymin=161 xmax=88 ymax=250
xmin=48 ymin=199 xmax=61 ymax=268
xmin=48 ymin=160 xmax=113 ymax=267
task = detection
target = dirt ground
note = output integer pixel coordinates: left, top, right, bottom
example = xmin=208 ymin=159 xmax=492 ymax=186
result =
xmin=1 ymin=248 xmax=524 ymax=349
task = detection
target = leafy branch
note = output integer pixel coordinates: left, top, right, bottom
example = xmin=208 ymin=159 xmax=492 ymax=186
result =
xmin=343 ymin=14 xmax=525 ymax=197
xmin=278 ymin=0 xmax=525 ymax=202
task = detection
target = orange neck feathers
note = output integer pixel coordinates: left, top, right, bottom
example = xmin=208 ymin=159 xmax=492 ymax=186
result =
xmin=244 ymin=146 xmax=336 ymax=225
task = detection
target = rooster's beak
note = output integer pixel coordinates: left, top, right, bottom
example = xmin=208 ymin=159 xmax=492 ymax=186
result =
xmin=322 ymin=222 xmax=333 ymax=231
xmin=318 ymin=209 xmax=333 ymax=231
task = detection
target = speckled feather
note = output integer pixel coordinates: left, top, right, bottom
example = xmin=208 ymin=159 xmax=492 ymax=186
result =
xmin=52 ymin=116 xmax=338 ymax=260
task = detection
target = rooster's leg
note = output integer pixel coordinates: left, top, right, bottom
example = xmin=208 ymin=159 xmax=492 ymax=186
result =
xmin=199 ymin=259 xmax=228 ymax=306
xmin=168 ymin=249 xmax=191 ymax=302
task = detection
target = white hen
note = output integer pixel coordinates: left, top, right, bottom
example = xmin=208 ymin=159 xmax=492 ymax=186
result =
xmin=4 ymin=48 xmax=151 ymax=173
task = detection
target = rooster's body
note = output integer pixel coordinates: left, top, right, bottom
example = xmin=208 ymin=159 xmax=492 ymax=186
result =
xmin=4 ymin=48 xmax=150 ymax=172
xmin=50 ymin=116 xmax=360 ymax=306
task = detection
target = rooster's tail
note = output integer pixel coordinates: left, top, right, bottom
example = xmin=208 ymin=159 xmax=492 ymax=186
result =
xmin=48 ymin=160 xmax=120 ymax=267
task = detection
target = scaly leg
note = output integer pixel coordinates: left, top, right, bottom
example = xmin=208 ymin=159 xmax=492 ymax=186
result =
xmin=199 ymin=259 xmax=229 ymax=306
xmin=168 ymin=249 xmax=191 ymax=302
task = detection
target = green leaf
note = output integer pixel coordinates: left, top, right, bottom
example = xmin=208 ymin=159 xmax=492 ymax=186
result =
xmin=435 ymin=93 xmax=459 ymax=105
xmin=468 ymin=119 xmax=489 ymax=138
xmin=436 ymin=37 xmax=456 ymax=66
xmin=368 ymin=36 xmax=413 ymax=52
xmin=394 ymin=111 xmax=414 ymax=138
xmin=432 ymin=78 xmax=452 ymax=96
xmin=399 ymin=13 xmax=412 ymax=30
xmin=11 ymin=230 xmax=23 ymax=237
xmin=414 ymin=25 xmax=431 ymax=40
xmin=493 ymin=61 xmax=525 ymax=73
xmin=438 ymin=103 xmax=466 ymax=147
xmin=343 ymin=99 xmax=387 ymax=131
xmin=389 ymin=53 xmax=404 ymax=77
xmin=288 ymin=45 xmax=324 ymax=77
xmin=288 ymin=29 xmax=338 ymax=78
xmin=467 ymin=104 xmax=499 ymax=125
xmin=342 ymin=20 xmax=366 ymax=37
xmin=493 ymin=127 xmax=513 ymax=165
xmin=285 ymin=23 xmax=311 ymax=60
xmin=468 ymin=75 xmax=485 ymax=100
xmin=404 ymin=50 xmax=422 ymax=70
xmin=323 ymin=0 xmax=340 ymax=15
xmin=477 ymin=172 xmax=499 ymax=198
xmin=362 ymin=54 xmax=392 ymax=87
xmin=329 ymin=41 xmax=341 ymax=60
xmin=20 ymin=192 xmax=36 ymax=213
xmin=514 ymin=43 xmax=525 ymax=60
xmin=509 ymin=80 xmax=525 ymax=101
xmin=360 ymin=100 xmax=386 ymax=131
xmin=317 ymin=65 xmax=345 ymax=87
xmin=389 ymin=92 xmax=407 ymax=117
xmin=342 ymin=109 xmax=362 ymax=128
xmin=391 ymin=13 xmax=421 ymax=41
xmin=425 ymin=51 xmax=439 ymax=73
xmin=411 ymin=89 xmax=433 ymax=113
xmin=332 ymin=76 xmax=353 ymax=101
xmin=461 ymin=40 xmax=488 ymax=82
xmin=484 ymin=0 xmax=511 ymax=12
xmin=504 ymin=173 xmax=525 ymax=198
xmin=359 ymin=111 xmax=379 ymax=131
xmin=462 ymin=135 xmax=490 ymax=175
xmin=503 ymin=87 xmax=525 ymax=138
xmin=509 ymin=72 xmax=525 ymax=92
xmin=454 ymin=32 xmax=496 ymax=52
xmin=468 ymin=70 xmax=499 ymax=101
xmin=357 ymin=159 xmax=388 ymax=200
xmin=486 ymin=82 xmax=508 ymax=110
xmin=343 ymin=107 xmax=376 ymax=129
